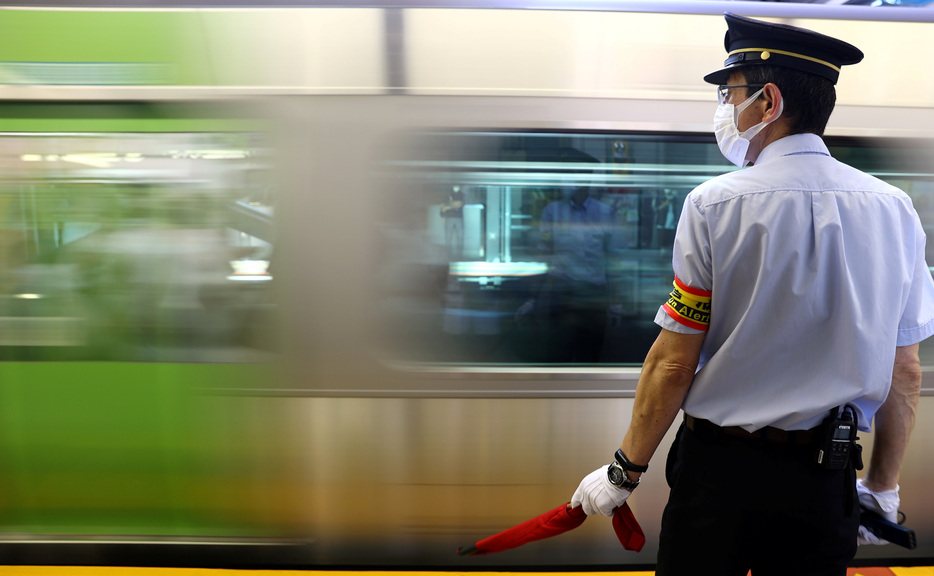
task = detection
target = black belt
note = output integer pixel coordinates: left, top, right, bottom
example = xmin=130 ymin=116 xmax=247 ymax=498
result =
xmin=684 ymin=414 xmax=817 ymax=446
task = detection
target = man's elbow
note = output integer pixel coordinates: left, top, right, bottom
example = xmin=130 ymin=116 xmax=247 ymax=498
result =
xmin=644 ymin=356 xmax=698 ymax=390
xmin=891 ymin=344 xmax=922 ymax=400
xmin=893 ymin=344 xmax=922 ymax=378
xmin=643 ymin=329 xmax=704 ymax=388
xmin=894 ymin=361 xmax=922 ymax=388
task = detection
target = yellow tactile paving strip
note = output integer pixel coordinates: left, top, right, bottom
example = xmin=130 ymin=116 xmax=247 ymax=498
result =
xmin=0 ymin=568 xmax=932 ymax=576
xmin=0 ymin=571 xmax=644 ymax=576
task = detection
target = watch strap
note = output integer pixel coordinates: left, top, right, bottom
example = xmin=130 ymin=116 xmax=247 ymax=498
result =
xmin=615 ymin=449 xmax=648 ymax=473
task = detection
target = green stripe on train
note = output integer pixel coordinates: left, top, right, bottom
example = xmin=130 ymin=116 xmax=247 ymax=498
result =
xmin=0 ymin=102 xmax=262 ymax=132
xmin=0 ymin=11 xmax=208 ymax=86
xmin=0 ymin=362 xmax=291 ymax=537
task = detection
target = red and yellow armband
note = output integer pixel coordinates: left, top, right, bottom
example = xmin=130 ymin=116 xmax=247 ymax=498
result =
xmin=662 ymin=276 xmax=711 ymax=331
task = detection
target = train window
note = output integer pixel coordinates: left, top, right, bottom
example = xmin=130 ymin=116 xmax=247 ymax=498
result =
xmin=0 ymin=131 xmax=276 ymax=362
xmin=376 ymin=131 xmax=731 ymax=366
xmin=377 ymin=131 xmax=934 ymax=367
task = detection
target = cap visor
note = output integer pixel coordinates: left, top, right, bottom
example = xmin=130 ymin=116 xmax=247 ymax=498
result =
xmin=703 ymin=66 xmax=733 ymax=85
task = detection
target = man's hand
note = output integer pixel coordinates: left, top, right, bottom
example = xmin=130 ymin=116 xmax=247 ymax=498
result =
xmin=570 ymin=465 xmax=631 ymax=516
xmin=857 ymin=477 xmax=900 ymax=545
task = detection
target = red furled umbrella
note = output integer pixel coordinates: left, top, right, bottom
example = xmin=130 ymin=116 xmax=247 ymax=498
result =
xmin=457 ymin=502 xmax=645 ymax=556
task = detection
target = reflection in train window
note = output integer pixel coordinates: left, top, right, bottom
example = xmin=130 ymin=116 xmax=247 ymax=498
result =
xmin=377 ymin=132 xmax=934 ymax=366
xmin=0 ymin=133 xmax=276 ymax=362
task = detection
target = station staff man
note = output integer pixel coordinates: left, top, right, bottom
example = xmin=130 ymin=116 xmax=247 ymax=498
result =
xmin=570 ymin=13 xmax=934 ymax=575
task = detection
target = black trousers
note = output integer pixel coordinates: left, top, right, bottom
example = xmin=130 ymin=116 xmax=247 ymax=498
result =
xmin=656 ymin=422 xmax=860 ymax=576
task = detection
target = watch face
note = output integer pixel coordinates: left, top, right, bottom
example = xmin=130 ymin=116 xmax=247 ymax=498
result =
xmin=607 ymin=463 xmax=625 ymax=486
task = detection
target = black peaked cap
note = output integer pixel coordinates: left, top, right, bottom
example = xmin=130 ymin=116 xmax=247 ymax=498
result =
xmin=704 ymin=13 xmax=864 ymax=85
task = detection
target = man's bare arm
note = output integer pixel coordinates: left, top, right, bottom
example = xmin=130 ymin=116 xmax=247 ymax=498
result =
xmin=620 ymin=328 xmax=706 ymax=477
xmin=863 ymin=343 xmax=922 ymax=492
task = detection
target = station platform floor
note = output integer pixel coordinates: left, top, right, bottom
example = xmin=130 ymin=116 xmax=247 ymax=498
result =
xmin=0 ymin=568 xmax=932 ymax=576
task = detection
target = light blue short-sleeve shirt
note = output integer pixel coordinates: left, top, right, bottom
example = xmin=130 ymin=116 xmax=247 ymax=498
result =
xmin=655 ymin=133 xmax=934 ymax=432
xmin=540 ymin=196 xmax=623 ymax=286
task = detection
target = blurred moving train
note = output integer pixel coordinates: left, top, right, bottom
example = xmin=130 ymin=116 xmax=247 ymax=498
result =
xmin=2 ymin=0 xmax=934 ymax=569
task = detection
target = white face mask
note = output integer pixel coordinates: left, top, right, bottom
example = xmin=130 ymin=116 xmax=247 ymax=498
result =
xmin=714 ymin=87 xmax=784 ymax=167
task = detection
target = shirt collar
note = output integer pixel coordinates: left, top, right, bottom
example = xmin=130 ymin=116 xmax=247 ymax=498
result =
xmin=753 ymin=133 xmax=830 ymax=167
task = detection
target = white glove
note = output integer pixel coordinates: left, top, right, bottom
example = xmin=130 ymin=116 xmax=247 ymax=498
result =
xmin=856 ymin=477 xmax=900 ymax=545
xmin=570 ymin=465 xmax=632 ymax=517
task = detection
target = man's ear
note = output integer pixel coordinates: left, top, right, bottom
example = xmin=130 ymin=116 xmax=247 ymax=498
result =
xmin=761 ymin=83 xmax=783 ymax=123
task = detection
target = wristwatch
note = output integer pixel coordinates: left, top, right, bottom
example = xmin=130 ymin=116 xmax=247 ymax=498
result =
xmin=607 ymin=449 xmax=646 ymax=492
xmin=607 ymin=460 xmax=640 ymax=491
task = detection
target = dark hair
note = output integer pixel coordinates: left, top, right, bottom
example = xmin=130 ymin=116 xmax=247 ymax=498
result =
xmin=740 ymin=65 xmax=836 ymax=136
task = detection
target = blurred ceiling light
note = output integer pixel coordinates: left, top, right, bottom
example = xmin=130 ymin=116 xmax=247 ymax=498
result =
xmin=62 ymin=153 xmax=119 ymax=168
xmin=199 ymin=150 xmax=250 ymax=160
xmin=449 ymin=262 xmax=548 ymax=277
xmin=22 ymin=153 xmax=145 ymax=167
xmin=172 ymin=150 xmax=250 ymax=160
xmin=227 ymin=274 xmax=272 ymax=282
xmin=228 ymin=259 xmax=272 ymax=282
xmin=230 ymin=259 xmax=270 ymax=275
xmin=23 ymin=150 xmax=251 ymax=165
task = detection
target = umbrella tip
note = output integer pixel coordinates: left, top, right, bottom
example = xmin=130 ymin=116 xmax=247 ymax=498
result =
xmin=456 ymin=544 xmax=478 ymax=556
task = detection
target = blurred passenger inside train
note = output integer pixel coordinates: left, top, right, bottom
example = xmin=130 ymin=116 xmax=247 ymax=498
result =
xmin=653 ymin=188 xmax=679 ymax=251
xmin=440 ymin=185 xmax=465 ymax=259
xmin=516 ymin=174 xmax=626 ymax=363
